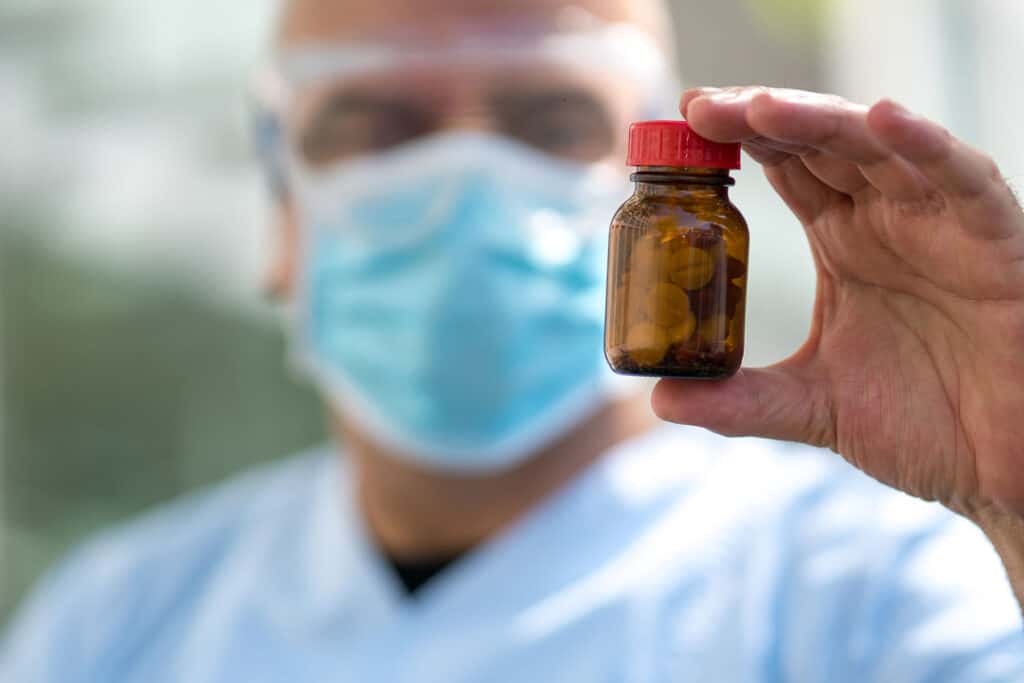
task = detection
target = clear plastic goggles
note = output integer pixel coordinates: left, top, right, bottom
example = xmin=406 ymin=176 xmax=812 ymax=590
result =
xmin=251 ymin=18 xmax=676 ymax=190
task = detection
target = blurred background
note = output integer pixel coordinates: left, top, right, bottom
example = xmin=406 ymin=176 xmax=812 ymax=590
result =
xmin=1 ymin=0 xmax=1022 ymax=624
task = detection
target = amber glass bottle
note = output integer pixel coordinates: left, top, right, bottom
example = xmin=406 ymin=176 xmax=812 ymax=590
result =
xmin=605 ymin=121 xmax=748 ymax=379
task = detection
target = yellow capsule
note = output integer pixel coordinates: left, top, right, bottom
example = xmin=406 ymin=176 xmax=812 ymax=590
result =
xmin=625 ymin=322 xmax=669 ymax=365
xmin=727 ymin=304 xmax=744 ymax=340
xmin=726 ymin=316 xmax=742 ymax=352
xmin=654 ymin=216 xmax=679 ymax=235
xmin=667 ymin=312 xmax=697 ymax=344
xmin=623 ymin=285 xmax=650 ymax=325
xmin=725 ymin=235 xmax=747 ymax=262
xmin=668 ymin=246 xmax=716 ymax=290
xmin=698 ymin=314 xmax=729 ymax=347
xmin=657 ymin=240 xmax=687 ymax=281
xmin=629 ymin=234 xmax=660 ymax=277
xmin=647 ymin=282 xmax=691 ymax=327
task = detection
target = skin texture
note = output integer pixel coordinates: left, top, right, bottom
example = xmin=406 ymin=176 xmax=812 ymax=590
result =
xmin=651 ymin=87 xmax=1024 ymax=608
xmin=271 ymin=0 xmax=669 ymax=562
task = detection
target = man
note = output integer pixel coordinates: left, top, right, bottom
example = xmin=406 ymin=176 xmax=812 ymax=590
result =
xmin=3 ymin=0 xmax=1024 ymax=680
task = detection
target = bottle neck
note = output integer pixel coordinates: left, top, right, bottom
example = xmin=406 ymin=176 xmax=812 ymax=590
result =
xmin=631 ymin=166 xmax=734 ymax=199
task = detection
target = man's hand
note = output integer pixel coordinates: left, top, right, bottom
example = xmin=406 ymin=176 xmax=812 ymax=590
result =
xmin=651 ymin=87 xmax=1024 ymax=575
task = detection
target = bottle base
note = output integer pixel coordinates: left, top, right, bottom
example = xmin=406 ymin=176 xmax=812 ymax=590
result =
xmin=606 ymin=350 xmax=742 ymax=380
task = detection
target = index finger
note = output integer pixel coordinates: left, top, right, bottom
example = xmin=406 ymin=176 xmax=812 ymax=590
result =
xmin=681 ymin=86 xmax=892 ymax=165
xmin=681 ymin=86 xmax=931 ymax=202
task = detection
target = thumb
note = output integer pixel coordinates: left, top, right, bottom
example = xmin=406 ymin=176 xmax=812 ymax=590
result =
xmin=650 ymin=365 xmax=834 ymax=448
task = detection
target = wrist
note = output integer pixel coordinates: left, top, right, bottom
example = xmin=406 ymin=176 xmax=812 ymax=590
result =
xmin=961 ymin=501 xmax=1024 ymax=611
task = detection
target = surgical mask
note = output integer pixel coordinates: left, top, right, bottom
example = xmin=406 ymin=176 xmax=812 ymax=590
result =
xmin=287 ymin=132 xmax=631 ymax=471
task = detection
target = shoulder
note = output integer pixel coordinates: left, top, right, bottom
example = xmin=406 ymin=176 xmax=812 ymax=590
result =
xmin=60 ymin=449 xmax=329 ymax=594
xmin=0 ymin=449 xmax=331 ymax=681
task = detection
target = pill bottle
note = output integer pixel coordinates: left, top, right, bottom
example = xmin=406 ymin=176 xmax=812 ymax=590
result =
xmin=605 ymin=120 xmax=747 ymax=379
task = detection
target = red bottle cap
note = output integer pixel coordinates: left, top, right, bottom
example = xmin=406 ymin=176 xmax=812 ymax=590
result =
xmin=627 ymin=120 xmax=741 ymax=170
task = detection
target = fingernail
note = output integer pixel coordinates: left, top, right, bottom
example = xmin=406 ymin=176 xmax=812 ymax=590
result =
xmin=681 ymin=88 xmax=721 ymax=115
xmin=707 ymin=89 xmax=745 ymax=103
xmin=681 ymin=87 xmax=721 ymax=103
xmin=881 ymin=99 xmax=915 ymax=121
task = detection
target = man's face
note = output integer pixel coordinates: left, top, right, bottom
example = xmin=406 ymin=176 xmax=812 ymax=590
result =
xmin=262 ymin=0 xmax=673 ymax=461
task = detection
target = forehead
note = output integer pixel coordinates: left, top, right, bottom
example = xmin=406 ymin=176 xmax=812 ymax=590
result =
xmin=288 ymin=59 xmax=642 ymax=130
xmin=277 ymin=0 xmax=655 ymax=46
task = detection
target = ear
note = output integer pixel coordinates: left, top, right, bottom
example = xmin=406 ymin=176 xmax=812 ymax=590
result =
xmin=264 ymin=196 xmax=300 ymax=300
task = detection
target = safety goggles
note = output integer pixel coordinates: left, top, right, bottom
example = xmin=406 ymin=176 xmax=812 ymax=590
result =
xmin=251 ymin=18 xmax=676 ymax=192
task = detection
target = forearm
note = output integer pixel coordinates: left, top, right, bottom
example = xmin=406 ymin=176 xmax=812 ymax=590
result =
xmin=971 ymin=504 xmax=1024 ymax=619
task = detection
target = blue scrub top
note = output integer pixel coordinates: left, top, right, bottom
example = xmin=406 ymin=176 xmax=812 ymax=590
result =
xmin=3 ymin=424 xmax=1023 ymax=682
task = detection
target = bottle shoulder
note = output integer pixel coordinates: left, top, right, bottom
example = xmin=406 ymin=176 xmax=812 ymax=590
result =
xmin=612 ymin=192 xmax=748 ymax=235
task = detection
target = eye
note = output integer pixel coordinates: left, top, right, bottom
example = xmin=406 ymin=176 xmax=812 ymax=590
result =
xmin=297 ymin=94 xmax=437 ymax=165
xmin=493 ymin=90 xmax=615 ymax=162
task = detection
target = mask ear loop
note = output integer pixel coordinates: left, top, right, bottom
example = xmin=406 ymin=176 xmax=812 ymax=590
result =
xmin=248 ymin=66 xmax=302 ymax=303
xmin=248 ymin=65 xmax=292 ymax=203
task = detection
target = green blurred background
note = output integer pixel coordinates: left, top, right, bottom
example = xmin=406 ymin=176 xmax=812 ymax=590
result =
xmin=3 ymin=0 xmax=1023 ymax=625
xmin=0 ymin=0 xmax=328 ymax=621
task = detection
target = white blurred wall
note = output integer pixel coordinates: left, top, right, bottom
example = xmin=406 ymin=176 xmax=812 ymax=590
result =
xmin=828 ymin=0 xmax=1024 ymax=184
xmin=729 ymin=158 xmax=817 ymax=367
xmin=742 ymin=0 xmax=1024 ymax=368
xmin=0 ymin=0 xmax=279 ymax=305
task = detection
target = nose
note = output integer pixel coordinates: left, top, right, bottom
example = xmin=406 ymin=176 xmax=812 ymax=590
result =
xmin=436 ymin=111 xmax=499 ymax=136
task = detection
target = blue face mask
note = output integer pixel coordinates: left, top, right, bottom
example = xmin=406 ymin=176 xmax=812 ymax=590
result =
xmin=288 ymin=132 xmax=630 ymax=472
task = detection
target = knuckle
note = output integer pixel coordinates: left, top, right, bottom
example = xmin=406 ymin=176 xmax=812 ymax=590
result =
xmin=980 ymin=154 xmax=1004 ymax=184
